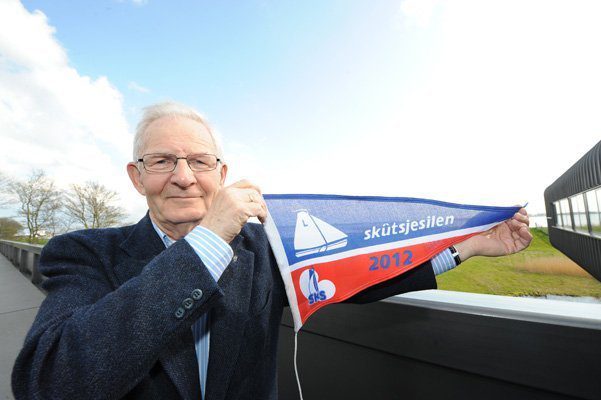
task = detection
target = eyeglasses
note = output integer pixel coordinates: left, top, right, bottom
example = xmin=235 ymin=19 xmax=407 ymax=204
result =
xmin=137 ymin=153 xmax=221 ymax=173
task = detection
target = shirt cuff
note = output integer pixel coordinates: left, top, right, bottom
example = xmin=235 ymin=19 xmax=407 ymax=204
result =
xmin=185 ymin=225 xmax=233 ymax=281
xmin=431 ymin=248 xmax=458 ymax=276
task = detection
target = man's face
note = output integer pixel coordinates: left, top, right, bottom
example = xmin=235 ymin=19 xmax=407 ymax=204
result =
xmin=127 ymin=116 xmax=227 ymax=229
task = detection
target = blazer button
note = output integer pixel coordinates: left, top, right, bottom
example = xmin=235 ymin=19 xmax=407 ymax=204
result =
xmin=182 ymin=298 xmax=194 ymax=310
xmin=191 ymin=288 xmax=203 ymax=300
xmin=232 ymin=255 xmax=238 ymax=262
xmin=175 ymin=307 xmax=185 ymax=319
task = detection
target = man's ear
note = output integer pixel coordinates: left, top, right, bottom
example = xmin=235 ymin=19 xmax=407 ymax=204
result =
xmin=127 ymin=162 xmax=146 ymax=196
xmin=219 ymin=163 xmax=228 ymax=187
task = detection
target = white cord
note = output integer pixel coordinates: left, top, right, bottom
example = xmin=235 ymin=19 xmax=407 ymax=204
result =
xmin=294 ymin=331 xmax=305 ymax=400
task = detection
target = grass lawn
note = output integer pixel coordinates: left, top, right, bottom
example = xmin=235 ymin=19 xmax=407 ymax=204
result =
xmin=6 ymin=236 xmax=49 ymax=245
xmin=437 ymin=228 xmax=601 ymax=298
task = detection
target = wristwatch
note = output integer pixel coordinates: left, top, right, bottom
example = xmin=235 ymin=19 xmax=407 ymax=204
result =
xmin=449 ymin=245 xmax=462 ymax=266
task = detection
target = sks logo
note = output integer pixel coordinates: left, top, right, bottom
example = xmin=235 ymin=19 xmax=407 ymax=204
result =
xmin=299 ymin=268 xmax=336 ymax=305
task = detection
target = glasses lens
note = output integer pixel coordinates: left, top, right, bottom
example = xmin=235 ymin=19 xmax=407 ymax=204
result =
xmin=188 ymin=154 xmax=217 ymax=171
xmin=143 ymin=154 xmax=176 ymax=172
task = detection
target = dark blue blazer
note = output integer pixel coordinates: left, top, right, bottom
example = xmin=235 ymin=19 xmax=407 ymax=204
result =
xmin=12 ymin=214 xmax=436 ymax=400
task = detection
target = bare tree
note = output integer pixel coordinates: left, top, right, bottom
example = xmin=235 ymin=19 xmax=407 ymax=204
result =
xmin=64 ymin=181 xmax=127 ymax=229
xmin=11 ymin=170 xmax=63 ymax=242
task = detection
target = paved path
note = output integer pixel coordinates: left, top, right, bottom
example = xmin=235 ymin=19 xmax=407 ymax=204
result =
xmin=0 ymin=253 xmax=45 ymax=400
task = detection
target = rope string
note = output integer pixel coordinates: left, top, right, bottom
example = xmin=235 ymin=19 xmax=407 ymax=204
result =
xmin=294 ymin=331 xmax=304 ymax=400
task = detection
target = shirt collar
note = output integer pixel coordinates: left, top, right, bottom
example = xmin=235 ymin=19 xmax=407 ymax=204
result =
xmin=150 ymin=219 xmax=174 ymax=248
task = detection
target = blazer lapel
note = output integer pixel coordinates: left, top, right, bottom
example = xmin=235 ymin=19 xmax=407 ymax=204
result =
xmin=204 ymin=235 xmax=255 ymax=400
xmin=114 ymin=213 xmax=165 ymax=284
xmin=114 ymin=214 xmax=201 ymax=399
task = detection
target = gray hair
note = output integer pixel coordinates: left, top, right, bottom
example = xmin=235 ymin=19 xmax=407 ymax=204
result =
xmin=133 ymin=101 xmax=223 ymax=160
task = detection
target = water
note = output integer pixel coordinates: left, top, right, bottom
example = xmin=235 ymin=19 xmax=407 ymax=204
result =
xmin=529 ymin=215 xmax=549 ymax=228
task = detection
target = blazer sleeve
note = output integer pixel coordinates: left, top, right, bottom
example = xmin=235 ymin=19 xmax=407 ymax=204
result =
xmin=345 ymin=260 xmax=437 ymax=304
xmin=11 ymin=232 xmax=221 ymax=400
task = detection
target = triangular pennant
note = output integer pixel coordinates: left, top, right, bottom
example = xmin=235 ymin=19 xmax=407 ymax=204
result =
xmin=263 ymin=194 xmax=522 ymax=332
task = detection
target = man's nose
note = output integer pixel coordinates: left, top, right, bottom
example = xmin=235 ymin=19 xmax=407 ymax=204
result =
xmin=171 ymin=159 xmax=196 ymax=186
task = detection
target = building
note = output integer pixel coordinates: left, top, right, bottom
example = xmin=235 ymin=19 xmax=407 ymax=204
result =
xmin=544 ymin=140 xmax=601 ymax=280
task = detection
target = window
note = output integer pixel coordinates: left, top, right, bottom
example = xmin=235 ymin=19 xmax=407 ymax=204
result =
xmin=586 ymin=188 xmax=601 ymax=236
xmin=552 ymin=188 xmax=601 ymax=236
xmin=553 ymin=201 xmax=561 ymax=227
xmin=559 ymin=198 xmax=572 ymax=229
xmin=570 ymin=194 xmax=588 ymax=233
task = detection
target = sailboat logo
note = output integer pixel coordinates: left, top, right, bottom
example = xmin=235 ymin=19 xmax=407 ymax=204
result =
xmin=293 ymin=210 xmax=348 ymax=258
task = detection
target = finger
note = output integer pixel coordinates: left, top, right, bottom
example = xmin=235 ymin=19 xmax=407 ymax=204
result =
xmin=254 ymin=193 xmax=268 ymax=223
xmin=247 ymin=191 xmax=268 ymax=213
xmin=245 ymin=202 xmax=266 ymax=221
xmin=235 ymin=188 xmax=262 ymax=204
xmin=230 ymin=179 xmax=262 ymax=194
xmin=518 ymin=225 xmax=532 ymax=241
xmin=515 ymin=227 xmax=532 ymax=247
xmin=257 ymin=203 xmax=268 ymax=223
xmin=256 ymin=193 xmax=268 ymax=209
xmin=508 ymin=218 xmax=526 ymax=231
xmin=513 ymin=211 xmax=529 ymax=224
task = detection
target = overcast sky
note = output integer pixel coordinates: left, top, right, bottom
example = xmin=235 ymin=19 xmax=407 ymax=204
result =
xmin=1 ymin=0 xmax=599 ymax=223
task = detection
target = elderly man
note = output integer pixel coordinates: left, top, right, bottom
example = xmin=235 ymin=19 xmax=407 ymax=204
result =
xmin=12 ymin=102 xmax=532 ymax=400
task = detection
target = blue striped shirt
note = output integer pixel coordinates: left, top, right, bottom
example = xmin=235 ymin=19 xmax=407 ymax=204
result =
xmin=151 ymin=220 xmax=456 ymax=398
xmin=431 ymin=247 xmax=458 ymax=276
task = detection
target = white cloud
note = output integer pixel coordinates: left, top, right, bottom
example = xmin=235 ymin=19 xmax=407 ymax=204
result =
xmin=384 ymin=0 xmax=601 ymax=213
xmin=398 ymin=0 xmax=440 ymax=29
xmin=128 ymin=81 xmax=150 ymax=94
xmin=0 ymin=0 xmax=147 ymax=221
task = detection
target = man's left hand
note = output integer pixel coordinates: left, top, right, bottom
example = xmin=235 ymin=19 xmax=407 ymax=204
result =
xmin=454 ymin=207 xmax=533 ymax=261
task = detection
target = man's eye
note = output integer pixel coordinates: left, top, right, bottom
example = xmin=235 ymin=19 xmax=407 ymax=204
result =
xmin=190 ymin=158 xmax=207 ymax=166
xmin=148 ymin=157 xmax=172 ymax=166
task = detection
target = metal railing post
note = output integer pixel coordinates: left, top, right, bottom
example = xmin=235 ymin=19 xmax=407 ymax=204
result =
xmin=32 ymin=253 xmax=42 ymax=285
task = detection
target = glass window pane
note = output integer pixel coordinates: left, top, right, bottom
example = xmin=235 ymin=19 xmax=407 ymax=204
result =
xmin=587 ymin=190 xmax=599 ymax=212
xmin=588 ymin=188 xmax=601 ymax=236
xmin=560 ymin=198 xmax=571 ymax=229
xmin=570 ymin=194 xmax=588 ymax=233
xmin=554 ymin=201 xmax=561 ymax=227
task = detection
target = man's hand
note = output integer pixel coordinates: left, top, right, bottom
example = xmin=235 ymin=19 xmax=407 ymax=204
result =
xmin=199 ymin=180 xmax=267 ymax=243
xmin=454 ymin=207 xmax=532 ymax=261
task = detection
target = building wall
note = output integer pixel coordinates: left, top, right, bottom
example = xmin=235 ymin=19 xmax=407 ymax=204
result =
xmin=544 ymin=140 xmax=601 ymax=280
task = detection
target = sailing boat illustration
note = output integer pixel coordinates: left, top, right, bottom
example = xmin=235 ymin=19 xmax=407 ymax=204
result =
xmin=294 ymin=210 xmax=348 ymax=257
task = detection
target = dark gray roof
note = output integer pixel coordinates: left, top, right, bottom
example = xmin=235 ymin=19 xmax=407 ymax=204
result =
xmin=544 ymin=140 xmax=601 ymax=201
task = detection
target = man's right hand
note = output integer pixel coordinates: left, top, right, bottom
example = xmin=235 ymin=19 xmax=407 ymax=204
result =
xmin=199 ymin=180 xmax=267 ymax=243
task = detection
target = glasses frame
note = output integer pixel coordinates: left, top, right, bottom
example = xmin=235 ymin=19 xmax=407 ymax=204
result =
xmin=137 ymin=153 xmax=221 ymax=174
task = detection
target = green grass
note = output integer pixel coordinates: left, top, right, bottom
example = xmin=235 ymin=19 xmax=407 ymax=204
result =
xmin=437 ymin=228 xmax=601 ymax=298
xmin=9 ymin=236 xmax=49 ymax=245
